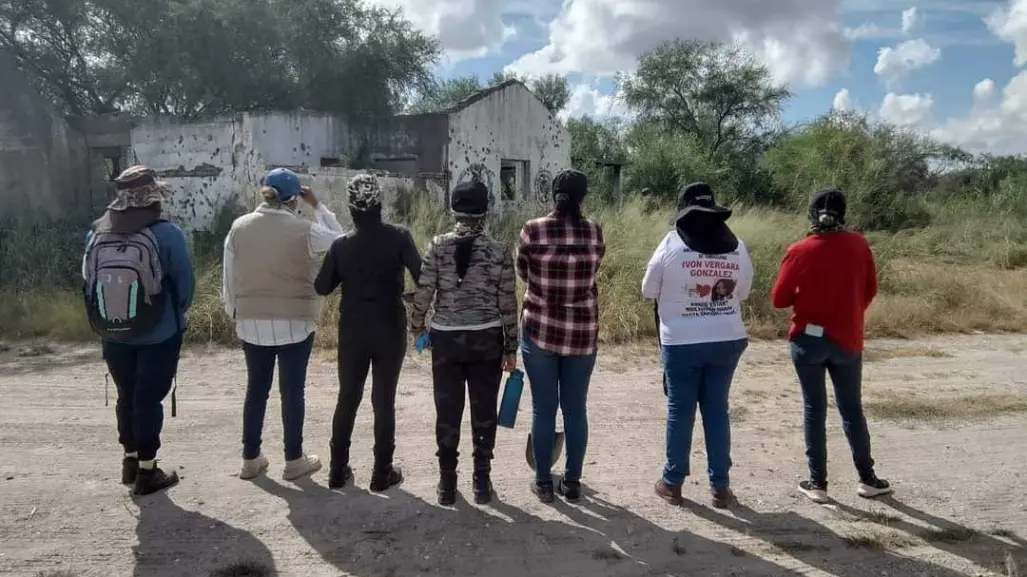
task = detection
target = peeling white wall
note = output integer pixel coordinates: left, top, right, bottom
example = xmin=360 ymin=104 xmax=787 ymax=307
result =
xmin=130 ymin=115 xmax=261 ymax=232
xmin=446 ymin=83 xmax=571 ymax=212
xmin=250 ymin=112 xmax=351 ymax=168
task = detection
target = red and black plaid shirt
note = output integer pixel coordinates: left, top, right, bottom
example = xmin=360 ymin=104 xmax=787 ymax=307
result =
xmin=516 ymin=213 xmax=606 ymax=356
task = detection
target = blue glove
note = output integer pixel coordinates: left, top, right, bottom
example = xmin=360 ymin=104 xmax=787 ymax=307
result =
xmin=414 ymin=331 xmax=431 ymax=353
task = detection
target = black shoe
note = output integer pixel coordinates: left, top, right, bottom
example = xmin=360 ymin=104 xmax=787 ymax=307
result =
xmin=438 ymin=472 xmax=457 ymax=506
xmin=858 ymin=475 xmax=893 ymax=499
xmin=370 ymin=466 xmax=403 ymax=492
xmin=133 ymin=466 xmax=179 ymax=496
xmin=557 ymin=478 xmax=581 ymax=503
xmin=531 ymin=480 xmax=555 ymax=504
xmin=473 ymin=472 xmax=493 ymax=505
xmin=122 ymin=457 xmax=139 ymax=485
xmin=328 ymin=465 xmax=353 ymax=489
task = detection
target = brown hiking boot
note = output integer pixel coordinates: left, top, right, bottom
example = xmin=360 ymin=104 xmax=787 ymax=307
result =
xmin=711 ymin=487 xmax=735 ymax=509
xmin=654 ymin=480 xmax=682 ymax=506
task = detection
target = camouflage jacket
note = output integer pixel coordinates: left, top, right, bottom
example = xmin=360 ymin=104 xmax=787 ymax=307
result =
xmin=410 ymin=232 xmax=518 ymax=354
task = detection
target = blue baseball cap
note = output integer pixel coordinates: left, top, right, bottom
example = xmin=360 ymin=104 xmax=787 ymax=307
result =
xmin=263 ymin=168 xmax=302 ymax=201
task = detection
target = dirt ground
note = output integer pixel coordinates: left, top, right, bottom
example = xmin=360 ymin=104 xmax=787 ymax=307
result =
xmin=1 ymin=333 xmax=1026 ymax=577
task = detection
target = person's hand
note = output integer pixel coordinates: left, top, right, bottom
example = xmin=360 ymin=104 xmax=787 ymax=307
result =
xmin=502 ymin=354 xmax=518 ymax=372
xmin=300 ymin=186 xmax=318 ymax=207
xmin=411 ymin=327 xmax=423 ymax=340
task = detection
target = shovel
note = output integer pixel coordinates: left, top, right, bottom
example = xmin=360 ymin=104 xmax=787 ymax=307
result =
xmin=525 ymin=431 xmax=566 ymax=471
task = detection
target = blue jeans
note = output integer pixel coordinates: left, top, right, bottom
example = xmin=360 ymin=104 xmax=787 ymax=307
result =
xmin=521 ymin=336 xmax=597 ymax=484
xmin=242 ymin=333 xmax=315 ymax=461
xmin=661 ymin=338 xmax=748 ymax=489
xmin=790 ymin=333 xmax=874 ymax=485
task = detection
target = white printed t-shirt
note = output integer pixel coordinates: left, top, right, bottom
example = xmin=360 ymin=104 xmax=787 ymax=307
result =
xmin=640 ymin=231 xmax=753 ymax=346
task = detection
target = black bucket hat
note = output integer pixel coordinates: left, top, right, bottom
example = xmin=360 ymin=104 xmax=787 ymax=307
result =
xmin=670 ymin=182 xmax=731 ymax=225
xmin=451 ymin=180 xmax=490 ymax=218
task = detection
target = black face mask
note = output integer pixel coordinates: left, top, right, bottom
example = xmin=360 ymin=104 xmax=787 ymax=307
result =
xmin=675 ymin=212 xmax=739 ymax=256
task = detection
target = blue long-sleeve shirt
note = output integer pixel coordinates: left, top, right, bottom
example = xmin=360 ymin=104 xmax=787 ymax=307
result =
xmin=83 ymin=221 xmax=195 ymax=345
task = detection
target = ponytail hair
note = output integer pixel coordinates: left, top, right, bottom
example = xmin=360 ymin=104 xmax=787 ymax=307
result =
xmin=551 ymin=169 xmax=588 ymax=223
xmin=260 ymin=185 xmax=297 ymax=210
xmin=554 ymin=193 xmax=582 ymax=223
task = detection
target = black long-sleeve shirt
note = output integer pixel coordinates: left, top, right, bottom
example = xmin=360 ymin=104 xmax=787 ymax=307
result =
xmin=314 ymin=221 xmax=422 ymax=336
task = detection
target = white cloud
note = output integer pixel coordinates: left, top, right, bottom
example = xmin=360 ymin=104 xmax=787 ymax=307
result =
xmin=879 ymin=92 xmax=934 ymax=127
xmin=901 ymin=7 xmax=921 ymax=34
xmin=366 ymin=0 xmax=515 ymax=61
xmin=844 ymin=23 xmax=885 ymax=39
xmin=873 ymin=38 xmax=941 ymax=82
xmin=506 ymin=0 xmax=851 ymax=89
xmin=832 ymin=88 xmax=859 ymax=111
xmin=558 ymin=83 xmax=632 ymax=121
xmin=974 ymin=78 xmax=997 ymax=103
xmin=935 ymin=71 xmax=1027 ymax=154
xmin=986 ymin=0 xmax=1027 ymax=66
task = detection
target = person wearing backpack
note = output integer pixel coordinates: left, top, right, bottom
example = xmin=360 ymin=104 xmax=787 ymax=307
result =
xmin=222 ymin=168 xmax=346 ymax=482
xmin=82 ymin=165 xmax=195 ymax=496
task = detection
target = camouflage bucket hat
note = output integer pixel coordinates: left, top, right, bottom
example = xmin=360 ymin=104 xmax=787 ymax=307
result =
xmin=109 ymin=165 xmax=170 ymax=211
xmin=347 ymin=173 xmax=382 ymax=211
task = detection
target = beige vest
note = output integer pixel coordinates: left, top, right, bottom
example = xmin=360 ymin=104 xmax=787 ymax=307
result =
xmin=229 ymin=205 xmax=323 ymax=321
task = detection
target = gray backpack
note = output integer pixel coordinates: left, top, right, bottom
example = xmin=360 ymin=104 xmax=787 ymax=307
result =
xmin=83 ymin=224 xmax=166 ymax=341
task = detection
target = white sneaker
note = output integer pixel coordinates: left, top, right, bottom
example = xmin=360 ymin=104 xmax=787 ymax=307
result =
xmin=240 ymin=454 xmax=270 ymax=480
xmin=857 ymin=476 xmax=893 ymax=499
xmin=799 ymin=480 xmax=830 ymax=504
xmin=283 ymin=454 xmax=322 ymax=481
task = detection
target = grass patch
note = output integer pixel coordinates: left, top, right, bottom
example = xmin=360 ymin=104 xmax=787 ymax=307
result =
xmin=3 ymin=197 xmax=1027 ymax=345
xmin=841 ymin=527 xmax=918 ymax=551
xmin=836 ymin=508 xmax=903 ymax=525
xmin=209 ymin=561 xmax=273 ymax=577
xmin=917 ymin=526 xmax=981 ymax=544
xmin=770 ymin=539 xmax=825 ymax=553
xmin=591 ymin=548 xmax=625 ymax=561
xmin=36 ymin=572 xmax=79 ymax=577
xmin=864 ymin=392 xmax=1027 ymax=422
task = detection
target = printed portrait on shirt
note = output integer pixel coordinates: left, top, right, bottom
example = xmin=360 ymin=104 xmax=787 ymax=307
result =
xmin=711 ymin=279 xmax=736 ymax=302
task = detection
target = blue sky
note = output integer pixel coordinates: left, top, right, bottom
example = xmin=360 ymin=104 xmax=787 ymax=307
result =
xmin=402 ymin=0 xmax=1027 ymax=152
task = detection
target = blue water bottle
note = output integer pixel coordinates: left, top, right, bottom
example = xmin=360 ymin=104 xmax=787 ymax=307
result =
xmin=497 ymin=369 xmax=524 ymax=429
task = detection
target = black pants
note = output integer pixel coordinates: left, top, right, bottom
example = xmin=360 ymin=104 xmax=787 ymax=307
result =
xmin=331 ymin=326 xmax=406 ymax=472
xmin=103 ymin=334 xmax=183 ymax=461
xmin=431 ymin=328 xmax=504 ymax=474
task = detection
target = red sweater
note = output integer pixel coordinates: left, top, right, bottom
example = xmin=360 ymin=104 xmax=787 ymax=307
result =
xmin=770 ymin=231 xmax=878 ymax=353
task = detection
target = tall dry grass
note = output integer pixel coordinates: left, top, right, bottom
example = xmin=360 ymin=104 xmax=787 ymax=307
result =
xmin=1 ymin=196 xmax=1026 ymax=345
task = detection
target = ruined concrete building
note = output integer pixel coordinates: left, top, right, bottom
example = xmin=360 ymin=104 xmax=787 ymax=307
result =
xmin=1 ymin=52 xmax=570 ymax=231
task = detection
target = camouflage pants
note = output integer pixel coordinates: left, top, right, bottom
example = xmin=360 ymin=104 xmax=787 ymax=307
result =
xmin=431 ymin=327 xmax=504 ymax=474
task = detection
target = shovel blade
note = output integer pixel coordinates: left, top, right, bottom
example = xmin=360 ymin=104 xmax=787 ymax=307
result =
xmin=525 ymin=431 xmax=566 ymax=472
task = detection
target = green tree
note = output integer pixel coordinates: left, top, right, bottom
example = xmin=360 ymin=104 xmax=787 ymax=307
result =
xmin=1 ymin=0 xmax=439 ymax=118
xmin=763 ymin=111 xmax=938 ymax=230
xmin=531 ymin=74 xmax=570 ymax=115
xmin=409 ymin=70 xmax=570 ymax=116
xmin=567 ymin=115 xmax=627 ymax=201
xmin=406 ymin=74 xmax=483 ymax=114
xmin=618 ymin=39 xmax=790 ymax=157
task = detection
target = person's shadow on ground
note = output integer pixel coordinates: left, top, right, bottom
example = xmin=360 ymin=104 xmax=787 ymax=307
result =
xmin=684 ymin=497 xmax=981 ymax=577
xmin=133 ymin=490 xmax=278 ymax=577
xmin=831 ymin=496 xmax=1027 ymax=573
xmin=252 ymin=477 xmax=807 ymax=577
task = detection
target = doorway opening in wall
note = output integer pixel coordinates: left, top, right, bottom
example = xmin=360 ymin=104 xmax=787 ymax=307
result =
xmin=102 ymin=151 xmax=122 ymax=182
xmin=500 ymin=159 xmax=529 ymax=202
